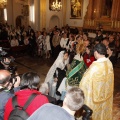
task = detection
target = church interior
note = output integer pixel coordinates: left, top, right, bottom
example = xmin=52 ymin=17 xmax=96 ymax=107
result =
xmin=0 ymin=0 xmax=120 ymax=120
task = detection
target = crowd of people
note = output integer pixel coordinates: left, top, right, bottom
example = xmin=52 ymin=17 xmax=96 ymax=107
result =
xmin=0 ymin=22 xmax=119 ymax=120
xmin=0 ymin=22 xmax=120 ymax=61
xmin=0 ymin=69 xmax=85 ymax=120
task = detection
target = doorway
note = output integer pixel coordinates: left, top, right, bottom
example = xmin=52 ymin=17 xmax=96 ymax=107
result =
xmin=49 ymin=15 xmax=60 ymax=28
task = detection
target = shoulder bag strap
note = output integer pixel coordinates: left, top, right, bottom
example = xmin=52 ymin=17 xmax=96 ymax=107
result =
xmin=23 ymin=93 xmax=37 ymax=110
xmin=12 ymin=96 xmax=18 ymax=108
xmin=12 ymin=93 xmax=38 ymax=110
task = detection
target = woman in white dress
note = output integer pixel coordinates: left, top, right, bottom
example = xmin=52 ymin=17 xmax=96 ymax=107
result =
xmin=10 ymin=36 xmax=19 ymax=47
xmin=43 ymin=32 xmax=51 ymax=58
xmin=36 ymin=31 xmax=43 ymax=57
xmin=44 ymin=50 xmax=69 ymax=98
xmin=60 ymin=32 xmax=68 ymax=50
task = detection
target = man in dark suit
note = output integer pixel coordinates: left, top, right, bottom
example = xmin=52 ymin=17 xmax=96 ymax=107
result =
xmin=95 ymin=30 xmax=103 ymax=43
xmin=27 ymin=26 xmax=35 ymax=36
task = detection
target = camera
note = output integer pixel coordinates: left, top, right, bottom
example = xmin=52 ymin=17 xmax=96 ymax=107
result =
xmin=0 ymin=47 xmax=14 ymax=65
xmin=8 ymin=66 xmax=17 ymax=75
xmin=0 ymin=47 xmax=8 ymax=60
xmin=82 ymin=105 xmax=93 ymax=120
xmin=7 ymin=66 xmax=18 ymax=92
xmin=0 ymin=47 xmax=17 ymax=83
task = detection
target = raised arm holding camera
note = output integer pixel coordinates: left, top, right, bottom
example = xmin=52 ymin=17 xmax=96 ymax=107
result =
xmin=0 ymin=70 xmax=20 ymax=120
xmin=0 ymin=47 xmax=19 ymax=90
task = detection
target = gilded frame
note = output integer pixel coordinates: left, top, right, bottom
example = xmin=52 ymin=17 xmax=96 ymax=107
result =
xmin=70 ymin=0 xmax=83 ymax=19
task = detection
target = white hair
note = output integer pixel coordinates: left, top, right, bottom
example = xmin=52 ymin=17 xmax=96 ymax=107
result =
xmin=39 ymin=83 xmax=49 ymax=94
xmin=64 ymin=87 xmax=84 ymax=111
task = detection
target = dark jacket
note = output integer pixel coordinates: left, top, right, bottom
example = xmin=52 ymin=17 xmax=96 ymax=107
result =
xmin=0 ymin=88 xmax=13 ymax=119
xmin=44 ymin=94 xmax=56 ymax=104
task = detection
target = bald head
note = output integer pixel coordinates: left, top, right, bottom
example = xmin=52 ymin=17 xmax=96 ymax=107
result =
xmin=0 ymin=70 xmax=11 ymax=84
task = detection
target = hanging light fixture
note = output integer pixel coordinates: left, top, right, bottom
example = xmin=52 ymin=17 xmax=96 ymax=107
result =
xmin=51 ymin=0 xmax=62 ymax=12
xmin=0 ymin=0 xmax=7 ymax=8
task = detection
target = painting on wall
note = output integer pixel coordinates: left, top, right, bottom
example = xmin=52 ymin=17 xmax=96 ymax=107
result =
xmin=70 ymin=0 xmax=83 ymax=19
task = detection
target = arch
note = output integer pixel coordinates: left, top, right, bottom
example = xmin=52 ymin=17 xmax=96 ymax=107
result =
xmin=16 ymin=15 xmax=24 ymax=28
xmin=49 ymin=15 xmax=60 ymax=28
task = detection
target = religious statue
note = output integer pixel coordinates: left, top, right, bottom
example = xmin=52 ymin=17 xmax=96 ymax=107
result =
xmin=102 ymin=0 xmax=113 ymax=17
xmin=71 ymin=0 xmax=82 ymax=18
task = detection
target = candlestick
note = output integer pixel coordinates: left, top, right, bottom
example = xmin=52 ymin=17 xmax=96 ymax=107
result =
xmin=111 ymin=21 xmax=113 ymax=28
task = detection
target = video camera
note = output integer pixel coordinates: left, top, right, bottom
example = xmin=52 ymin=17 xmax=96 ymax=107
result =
xmin=0 ymin=47 xmax=17 ymax=82
xmin=82 ymin=105 xmax=93 ymax=120
xmin=8 ymin=66 xmax=17 ymax=82
xmin=0 ymin=47 xmax=14 ymax=65
xmin=0 ymin=47 xmax=20 ymax=93
xmin=0 ymin=47 xmax=8 ymax=59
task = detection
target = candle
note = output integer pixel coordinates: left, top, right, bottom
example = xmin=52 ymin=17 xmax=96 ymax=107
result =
xmin=111 ymin=21 xmax=113 ymax=28
xmin=90 ymin=20 xmax=92 ymax=26
xmin=115 ymin=21 xmax=117 ymax=28
xmin=118 ymin=21 xmax=120 ymax=28
xmin=88 ymin=20 xmax=89 ymax=26
xmin=93 ymin=20 xmax=94 ymax=26
xmin=88 ymin=20 xmax=90 ymax=26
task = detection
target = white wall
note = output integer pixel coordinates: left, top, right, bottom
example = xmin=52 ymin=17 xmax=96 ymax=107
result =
xmin=32 ymin=0 xmax=89 ymax=30
xmin=46 ymin=1 xmax=63 ymax=29
xmin=7 ymin=0 xmax=89 ymax=29
xmin=34 ymin=0 xmax=40 ymax=30
xmin=66 ymin=0 xmax=89 ymax=27
xmin=28 ymin=0 xmax=34 ymax=29
xmin=45 ymin=0 xmax=89 ymax=29
xmin=13 ymin=1 xmax=23 ymax=27
xmin=28 ymin=0 xmax=63 ymax=30
xmin=7 ymin=0 xmax=29 ymax=28
xmin=7 ymin=0 xmax=23 ymax=27
xmin=49 ymin=15 xmax=60 ymax=28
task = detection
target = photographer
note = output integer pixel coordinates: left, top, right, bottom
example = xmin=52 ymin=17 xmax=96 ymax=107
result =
xmin=4 ymin=72 xmax=49 ymax=120
xmin=0 ymin=70 xmax=20 ymax=119
xmin=0 ymin=47 xmax=16 ymax=70
xmin=0 ymin=57 xmax=11 ymax=70
xmin=0 ymin=48 xmax=18 ymax=85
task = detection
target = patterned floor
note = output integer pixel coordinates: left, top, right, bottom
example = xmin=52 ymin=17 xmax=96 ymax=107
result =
xmin=113 ymin=59 xmax=120 ymax=120
xmin=113 ymin=93 xmax=120 ymax=120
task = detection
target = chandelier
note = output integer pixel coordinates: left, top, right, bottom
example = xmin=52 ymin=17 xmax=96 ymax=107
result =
xmin=51 ymin=0 xmax=62 ymax=12
xmin=0 ymin=0 xmax=7 ymax=8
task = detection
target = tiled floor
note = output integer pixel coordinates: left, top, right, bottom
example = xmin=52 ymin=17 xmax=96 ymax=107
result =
xmin=113 ymin=60 xmax=120 ymax=120
xmin=14 ymin=56 xmax=53 ymax=82
xmin=13 ymin=55 xmax=120 ymax=120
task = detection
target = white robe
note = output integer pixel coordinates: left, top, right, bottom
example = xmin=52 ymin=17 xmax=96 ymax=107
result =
xmin=45 ymin=51 xmax=69 ymax=97
xmin=45 ymin=35 xmax=51 ymax=51
xmin=79 ymin=57 xmax=114 ymax=120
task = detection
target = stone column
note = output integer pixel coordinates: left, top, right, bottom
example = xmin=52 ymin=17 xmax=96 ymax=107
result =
xmin=34 ymin=0 xmax=40 ymax=30
xmin=40 ymin=0 xmax=47 ymax=30
xmin=62 ymin=0 xmax=67 ymax=26
xmin=6 ymin=0 xmax=14 ymax=25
